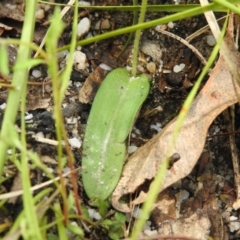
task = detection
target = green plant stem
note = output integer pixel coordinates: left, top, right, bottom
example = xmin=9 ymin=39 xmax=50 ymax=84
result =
xmin=213 ymin=0 xmax=240 ymax=14
xmin=116 ymin=0 xmax=138 ymax=60
xmin=37 ymin=0 xmax=239 ymax=12
xmin=131 ymin=0 xmax=147 ymax=77
xmin=57 ymin=1 xmax=235 ymax=51
xmin=0 ymin=0 xmax=37 ymax=178
xmin=60 ymin=0 xmax=83 ymax=217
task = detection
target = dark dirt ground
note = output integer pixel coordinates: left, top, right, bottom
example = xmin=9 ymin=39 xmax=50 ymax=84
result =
xmin=0 ymin=0 xmax=240 ymax=239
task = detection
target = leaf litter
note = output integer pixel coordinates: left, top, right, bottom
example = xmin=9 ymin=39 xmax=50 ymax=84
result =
xmin=112 ymin=36 xmax=240 ymax=213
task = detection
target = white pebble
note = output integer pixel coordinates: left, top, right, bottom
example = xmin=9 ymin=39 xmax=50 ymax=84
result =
xmin=229 ymin=216 xmax=240 ymax=232
xmin=32 ymin=69 xmax=42 ymax=78
xmin=144 ymin=229 xmax=158 ymax=237
xmin=132 ymin=206 xmax=148 ymax=219
xmin=44 ymin=84 xmax=52 ymax=93
xmin=66 ymin=117 xmax=77 ymax=125
xmin=73 ymin=51 xmax=87 ymax=70
xmin=68 ymin=137 xmax=81 ymax=148
xmin=167 ymin=21 xmax=175 ymax=29
xmin=99 ymin=63 xmax=112 ymax=71
xmin=128 ymin=145 xmax=138 ymax=154
xmin=78 ymin=1 xmax=91 ymax=6
xmin=7 ymin=149 xmax=12 ymax=155
xmin=77 ymin=17 xmax=91 ymax=38
xmin=206 ymin=35 xmax=216 ymax=46
xmin=44 ymin=4 xmax=51 ymax=12
xmin=0 ymin=103 xmax=6 ymax=110
xmin=88 ymin=208 xmax=102 ymax=220
xmin=35 ymin=132 xmax=44 ymax=138
xmin=173 ymin=63 xmax=185 ymax=73
xmin=134 ymin=128 xmax=141 ymax=135
xmin=57 ymin=50 xmax=68 ymax=60
xmin=230 ymin=216 xmax=238 ymax=221
xmin=5 ymin=4 xmax=16 ymax=9
xmin=25 ymin=113 xmax=33 ymax=121
xmin=150 ymin=123 xmax=162 ymax=132
xmin=36 ymin=9 xmax=45 ymax=20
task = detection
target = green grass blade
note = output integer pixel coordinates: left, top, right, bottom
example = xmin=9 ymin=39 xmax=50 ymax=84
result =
xmin=0 ymin=0 xmax=37 ymax=177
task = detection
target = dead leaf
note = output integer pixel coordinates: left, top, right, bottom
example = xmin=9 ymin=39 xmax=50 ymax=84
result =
xmin=112 ymin=38 xmax=240 ymax=212
xmin=158 ymin=209 xmax=211 ymax=240
xmin=197 ymin=151 xmax=210 ymax=176
xmin=79 ymin=66 xmax=107 ymax=104
xmin=0 ymin=3 xmax=24 ymax=22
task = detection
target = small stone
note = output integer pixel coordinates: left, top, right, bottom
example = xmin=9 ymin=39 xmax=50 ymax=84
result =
xmin=68 ymin=137 xmax=81 ymax=148
xmin=77 ymin=17 xmax=91 ymax=38
xmin=57 ymin=50 xmax=68 ymax=60
xmin=167 ymin=21 xmax=174 ymax=29
xmin=146 ymin=62 xmax=156 ymax=73
xmin=32 ymin=69 xmax=42 ymax=78
xmin=95 ymin=19 xmax=111 ymax=30
xmin=78 ymin=1 xmax=91 ymax=6
xmin=206 ymin=35 xmax=216 ymax=46
xmin=73 ymin=51 xmax=87 ymax=70
xmin=166 ymin=72 xmax=182 ymax=87
xmin=35 ymin=8 xmax=45 ymax=20
xmin=99 ymin=63 xmax=112 ymax=71
xmin=140 ymin=40 xmax=162 ymax=62
xmin=128 ymin=145 xmax=138 ymax=154
xmin=173 ymin=63 xmax=185 ymax=73
xmin=0 ymin=103 xmax=6 ymax=110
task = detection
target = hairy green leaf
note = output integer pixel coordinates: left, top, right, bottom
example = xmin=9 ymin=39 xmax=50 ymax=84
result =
xmin=82 ymin=68 xmax=150 ymax=200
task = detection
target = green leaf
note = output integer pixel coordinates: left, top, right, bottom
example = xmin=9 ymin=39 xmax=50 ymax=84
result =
xmin=82 ymin=68 xmax=150 ymax=200
xmin=114 ymin=212 xmax=126 ymax=223
xmin=108 ymin=221 xmax=124 ymax=240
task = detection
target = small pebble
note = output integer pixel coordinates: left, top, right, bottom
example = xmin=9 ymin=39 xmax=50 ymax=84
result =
xmin=167 ymin=21 xmax=175 ymax=29
xmin=32 ymin=69 xmax=42 ymax=78
xmin=144 ymin=229 xmax=158 ymax=237
xmin=73 ymin=51 xmax=87 ymax=70
xmin=36 ymin=131 xmax=44 ymax=138
xmin=88 ymin=208 xmax=102 ymax=220
xmin=99 ymin=63 xmax=112 ymax=71
xmin=0 ymin=103 xmax=6 ymax=110
xmin=146 ymin=62 xmax=156 ymax=73
xmin=173 ymin=63 xmax=185 ymax=73
xmin=68 ymin=137 xmax=81 ymax=148
xmin=44 ymin=84 xmax=52 ymax=93
xmin=229 ymin=216 xmax=240 ymax=232
xmin=166 ymin=72 xmax=182 ymax=87
xmin=95 ymin=19 xmax=111 ymax=30
xmin=57 ymin=50 xmax=68 ymax=60
xmin=78 ymin=1 xmax=91 ymax=6
xmin=206 ymin=35 xmax=216 ymax=46
xmin=132 ymin=207 xmax=148 ymax=220
xmin=25 ymin=113 xmax=33 ymax=121
xmin=137 ymin=65 xmax=144 ymax=72
xmin=35 ymin=8 xmax=45 ymax=20
xmin=140 ymin=39 xmax=162 ymax=62
xmin=77 ymin=17 xmax=91 ymax=38
xmin=128 ymin=145 xmax=138 ymax=154
xmin=150 ymin=122 xmax=162 ymax=132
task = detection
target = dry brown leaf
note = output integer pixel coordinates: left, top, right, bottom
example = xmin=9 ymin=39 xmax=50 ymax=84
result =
xmin=112 ymin=38 xmax=240 ymax=212
xmin=79 ymin=66 xmax=107 ymax=104
xmin=158 ymin=209 xmax=211 ymax=239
